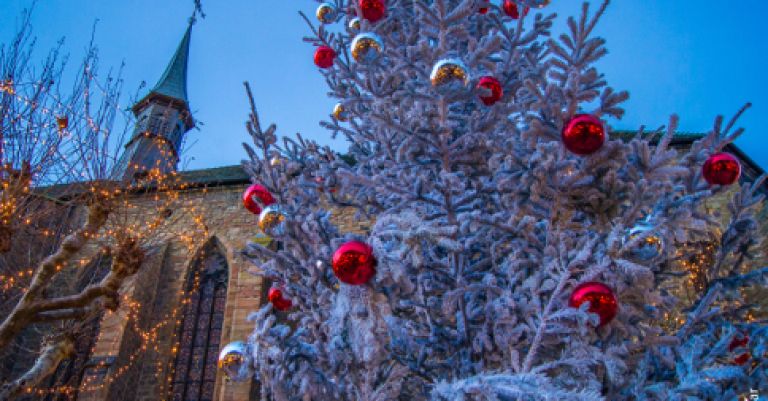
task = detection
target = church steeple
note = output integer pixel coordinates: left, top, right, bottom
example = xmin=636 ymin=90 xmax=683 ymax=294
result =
xmin=115 ymin=20 xmax=195 ymax=181
xmin=148 ymin=23 xmax=192 ymax=105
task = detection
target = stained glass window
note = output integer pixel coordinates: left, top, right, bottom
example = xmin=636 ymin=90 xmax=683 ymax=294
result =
xmin=169 ymin=242 xmax=228 ymax=401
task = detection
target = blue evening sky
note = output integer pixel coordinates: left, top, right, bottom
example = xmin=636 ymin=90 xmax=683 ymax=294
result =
xmin=1 ymin=1 xmax=766 ymax=171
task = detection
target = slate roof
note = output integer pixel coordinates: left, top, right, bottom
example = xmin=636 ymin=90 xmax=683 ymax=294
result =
xmin=177 ymin=165 xmax=250 ymax=187
xmin=151 ymin=23 xmax=192 ymax=103
xmin=130 ymin=22 xmax=194 ymax=127
xmin=33 ymin=132 xmax=765 ymax=200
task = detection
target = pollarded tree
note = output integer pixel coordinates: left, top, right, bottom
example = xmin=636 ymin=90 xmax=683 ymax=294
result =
xmin=0 ymin=9 xmax=208 ymax=400
xmin=240 ymin=1 xmax=766 ymax=400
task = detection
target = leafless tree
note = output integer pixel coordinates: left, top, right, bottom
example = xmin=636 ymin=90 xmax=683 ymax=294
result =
xmin=0 ymin=9 xmax=207 ymax=400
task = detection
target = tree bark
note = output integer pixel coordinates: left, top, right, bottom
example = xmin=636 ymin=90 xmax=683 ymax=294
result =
xmin=0 ymin=335 xmax=75 ymax=401
xmin=0 ymin=202 xmax=109 ymax=350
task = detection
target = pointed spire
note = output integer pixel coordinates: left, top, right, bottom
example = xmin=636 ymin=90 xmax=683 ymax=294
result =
xmin=151 ymin=21 xmax=192 ymax=102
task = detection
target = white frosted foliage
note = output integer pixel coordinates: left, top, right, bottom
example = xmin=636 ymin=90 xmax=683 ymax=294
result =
xmin=241 ymin=1 xmax=767 ymax=400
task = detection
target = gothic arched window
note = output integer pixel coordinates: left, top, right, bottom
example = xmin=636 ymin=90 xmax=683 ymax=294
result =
xmin=169 ymin=240 xmax=228 ymax=401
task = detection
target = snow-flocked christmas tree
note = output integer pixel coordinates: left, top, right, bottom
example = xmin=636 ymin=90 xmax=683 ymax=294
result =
xmin=235 ymin=1 xmax=768 ymax=399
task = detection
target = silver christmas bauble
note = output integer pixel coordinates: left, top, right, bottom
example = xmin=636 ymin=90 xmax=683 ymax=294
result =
xmin=626 ymin=222 xmax=664 ymax=261
xmin=316 ymin=3 xmax=338 ymax=24
xmin=348 ymin=17 xmax=361 ymax=32
xmin=258 ymin=204 xmax=287 ymax=236
xmin=218 ymin=341 xmax=250 ymax=382
xmin=430 ymin=58 xmax=470 ymax=93
xmin=351 ymin=33 xmax=384 ymax=64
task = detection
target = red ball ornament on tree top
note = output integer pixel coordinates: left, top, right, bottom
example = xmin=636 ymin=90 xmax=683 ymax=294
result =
xmin=728 ymin=333 xmax=750 ymax=365
xmin=242 ymin=184 xmax=275 ymax=215
xmin=702 ymin=152 xmax=741 ymax=186
xmin=569 ymin=281 xmax=618 ymax=327
xmin=728 ymin=333 xmax=749 ymax=352
xmin=733 ymin=352 xmax=751 ymax=366
xmin=477 ymin=76 xmax=503 ymax=106
xmin=359 ymin=0 xmax=386 ymax=23
xmin=314 ymin=46 xmax=336 ymax=69
xmin=268 ymin=287 xmax=293 ymax=311
xmin=332 ymin=241 xmax=376 ymax=285
xmin=562 ymin=114 xmax=606 ymax=155
xmin=503 ymin=1 xmax=530 ymax=19
xmin=478 ymin=1 xmax=490 ymax=14
xmin=56 ymin=115 xmax=69 ymax=132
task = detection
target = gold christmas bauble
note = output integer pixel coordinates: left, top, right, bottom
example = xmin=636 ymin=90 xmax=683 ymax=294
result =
xmin=333 ymin=103 xmax=349 ymax=122
xmin=430 ymin=58 xmax=470 ymax=92
xmin=316 ymin=3 xmax=338 ymax=24
xmin=351 ymin=33 xmax=384 ymax=64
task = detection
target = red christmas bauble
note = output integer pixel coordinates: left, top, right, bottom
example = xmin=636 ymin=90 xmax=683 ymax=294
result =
xmin=733 ymin=352 xmax=751 ymax=366
xmin=702 ymin=152 xmax=741 ymax=186
xmin=242 ymin=184 xmax=275 ymax=215
xmin=332 ymin=241 xmax=376 ymax=285
xmin=729 ymin=334 xmax=749 ymax=352
xmin=562 ymin=114 xmax=605 ymax=155
xmin=502 ymin=1 xmax=529 ymax=19
xmin=359 ymin=0 xmax=386 ymax=23
xmin=478 ymin=7 xmax=488 ymax=14
xmin=569 ymin=281 xmax=618 ymax=327
xmin=477 ymin=76 xmax=503 ymax=106
xmin=56 ymin=115 xmax=69 ymax=132
xmin=314 ymin=46 xmax=336 ymax=69
xmin=268 ymin=287 xmax=293 ymax=311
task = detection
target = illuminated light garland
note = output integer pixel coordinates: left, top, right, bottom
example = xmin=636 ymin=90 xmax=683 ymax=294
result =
xmin=4 ymin=157 xmax=211 ymax=398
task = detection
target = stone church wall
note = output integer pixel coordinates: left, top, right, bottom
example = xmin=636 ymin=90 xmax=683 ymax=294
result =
xmin=74 ymin=182 xmax=368 ymax=401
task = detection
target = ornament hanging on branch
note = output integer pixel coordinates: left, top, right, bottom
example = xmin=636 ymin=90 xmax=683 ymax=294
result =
xmin=625 ymin=222 xmax=664 ymax=261
xmin=56 ymin=115 xmax=69 ymax=132
xmin=351 ymin=33 xmax=384 ymax=63
xmin=268 ymin=287 xmax=293 ymax=311
xmin=269 ymin=155 xmax=281 ymax=167
xmin=243 ymin=184 xmax=275 ymax=215
xmin=430 ymin=58 xmax=470 ymax=94
xmin=729 ymin=334 xmax=751 ymax=366
xmin=258 ymin=205 xmax=287 ymax=236
xmin=476 ymin=76 xmax=503 ymax=106
xmin=702 ymin=152 xmax=741 ymax=186
xmin=348 ymin=17 xmax=362 ymax=32
xmin=332 ymin=241 xmax=376 ymax=285
xmin=562 ymin=114 xmax=605 ymax=155
xmin=478 ymin=0 xmax=490 ymax=14
xmin=333 ymin=103 xmax=349 ymax=122
xmin=569 ymin=282 xmax=618 ymax=327
xmin=316 ymin=3 xmax=338 ymax=24
xmin=218 ymin=341 xmax=250 ymax=382
xmin=359 ymin=0 xmax=386 ymax=23
xmin=503 ymin=1 xmax=529 ymax=19
xmin=314 ymin=46 xmax=337 ymax=69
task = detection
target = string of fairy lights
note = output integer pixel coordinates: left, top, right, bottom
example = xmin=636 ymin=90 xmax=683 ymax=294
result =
xmin=10 ymin=188 xmax=210 ymax=398
xmin=0 ymin=102 xmax=213 ymax=397
xmin=0 ymin=77 xmax=135 ymax=137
